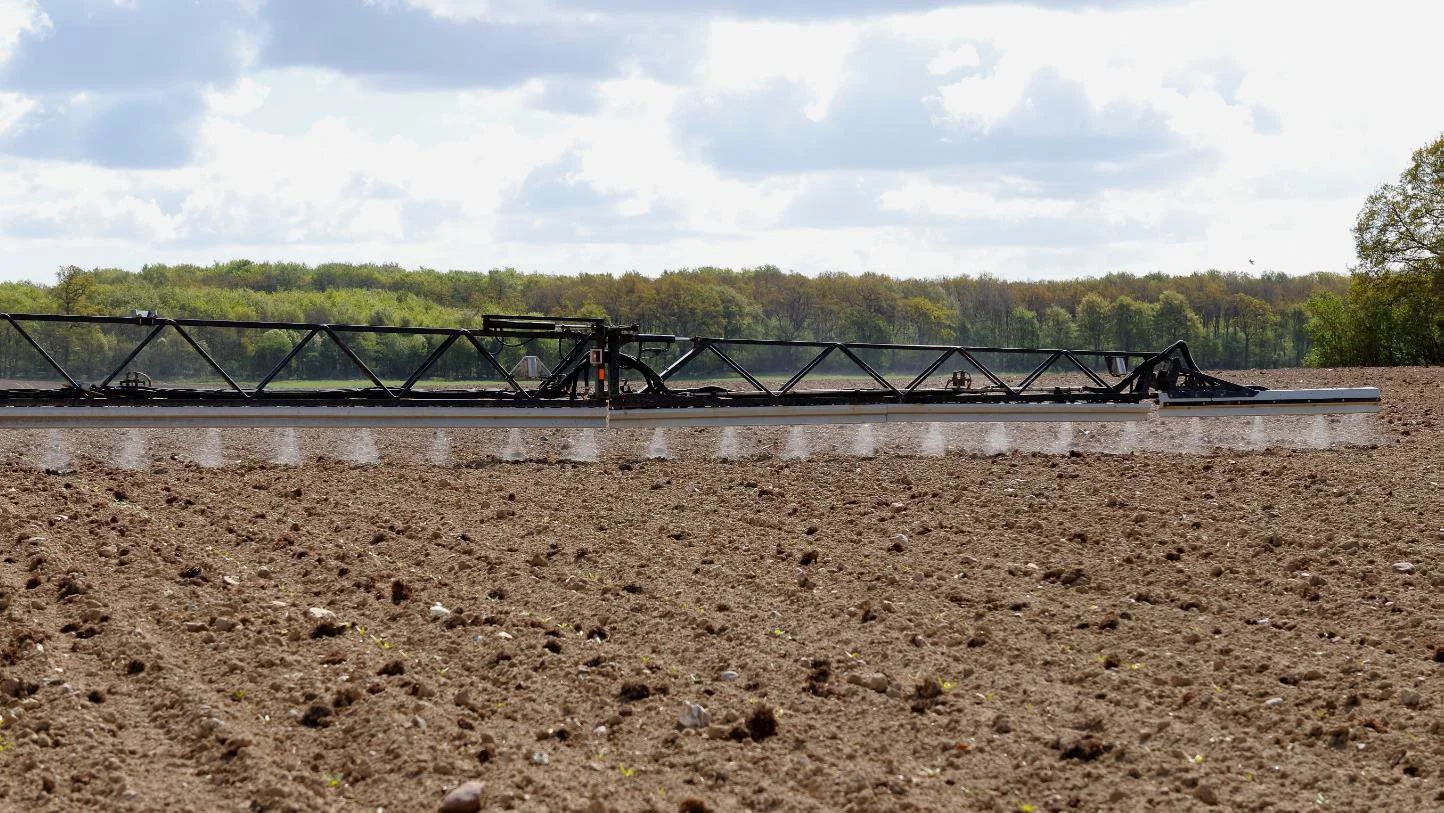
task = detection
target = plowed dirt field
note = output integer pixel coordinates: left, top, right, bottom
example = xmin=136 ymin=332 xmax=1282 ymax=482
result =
xmin=0 ymin=367 xmax=1439 ymax=813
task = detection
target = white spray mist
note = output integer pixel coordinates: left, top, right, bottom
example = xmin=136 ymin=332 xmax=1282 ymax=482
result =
xmin=919 ymin=422 xmax=945 ymax=457
xmin=983 ymin=422 xmax=1011 ymax=455
xmin=501 ymin=428 xmax=526 ymax=461
xmin=274 ymin=428 xmax=302 ymax=465
xmin=716 ymin=426 xmax=743 ymax=460
xmin=428 ymin=429 xmax=450 ymax=466
xmin=115 ymin=429 xmax=146 ymax=470
xmin=565 ymin=429 xmax=599 ymax=462
xmin=780 ymin=425 xmax=809 ymax=460
xmin=850 ymin=423 xmax=876 ymax=457
xmin=196 ymin=428 xmax=224 ymax=468
xmin=646 ymin=428 xmax=669 ymax=459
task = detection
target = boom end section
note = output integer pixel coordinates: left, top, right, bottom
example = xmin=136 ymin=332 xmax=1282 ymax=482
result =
xmin=1158 ymin=387 xmax=1380 ymax=417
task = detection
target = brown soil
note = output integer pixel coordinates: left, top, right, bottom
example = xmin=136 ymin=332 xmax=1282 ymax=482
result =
xmin=0 ymin=367 xmax=1439 ymax=813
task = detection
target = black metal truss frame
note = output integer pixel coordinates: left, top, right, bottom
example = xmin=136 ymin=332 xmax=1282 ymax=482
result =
xmin=0 ymin=312 xmax=609 ymax=403
xmin=652 ymin=337 xmax=1144 ymax=398
xmin=0 ymin=311 xmax=1248 ymax=408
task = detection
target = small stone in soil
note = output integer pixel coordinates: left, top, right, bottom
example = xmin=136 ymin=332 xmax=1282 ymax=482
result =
xmin=679 ymin=702 xmax=710 ymax=729
xmin=439 ymin=780 xmax=486 ymax=813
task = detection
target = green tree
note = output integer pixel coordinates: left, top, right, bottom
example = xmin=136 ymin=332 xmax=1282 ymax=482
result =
xmin=1039 ymin=305 xmax=1076 ymax=348
xmin=1109 ymin=296 xmax=1155 ymax=350
xmin=54 ymin=266 xmax=99 ymax=315
xmin=1153 ymin=291 xmax=1203 ymax=345
xmin=1279 ymin=303 xmax=1310 ymax=366
xmin=1229 ymin=293 xmax=1278 ymax=368
xmin=900 ymin=296 xmax=953 ymax=344
xmin=1351 ymin=132 xmax=1444 ymax=363
xmin=1075 ymin=293 xmax=1110 ymax=349
xmin=1303 ymin=292 xmax=1355 ymax=366
xmin=1006 ymin=305 xmax=1040 ymax=348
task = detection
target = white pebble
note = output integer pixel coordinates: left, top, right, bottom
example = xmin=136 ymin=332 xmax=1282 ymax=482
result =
xmin=429 ymin=602 xmax=451 ymax=619
xmin=306 ymin=607 xmax=336 ymax=621
xmin=678 ymin=702 xmax=710 ymax=729
xmin=1392 ymin=562 xmax=1415 ymax=574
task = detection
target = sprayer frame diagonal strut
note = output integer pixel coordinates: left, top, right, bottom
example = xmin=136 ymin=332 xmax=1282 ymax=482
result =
xmin=0 ymin=312 xmax=1379 ymax=428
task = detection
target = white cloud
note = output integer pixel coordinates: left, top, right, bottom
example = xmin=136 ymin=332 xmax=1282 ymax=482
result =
xmin=1 ymin=0 xmax=1442 ymax=282
xmin=205 ymin=77 xmax=269 ymax=117
xmin=0 ymin=0 xmax=47 ymax=64
xmin=0 ymin=89 xmax=33 ymax=133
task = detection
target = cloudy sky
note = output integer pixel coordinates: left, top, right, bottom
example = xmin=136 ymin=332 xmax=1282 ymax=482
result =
xmin=0 ymin=0 xmax=1440 ymax=284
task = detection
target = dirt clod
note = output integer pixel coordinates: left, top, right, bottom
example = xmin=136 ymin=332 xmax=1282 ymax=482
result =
xmin=745 ymin=705 xmax=777 ymax=742
xmin=310 ymin=621 xmax=345 ymax=638
xmin=1060 ymin=735 xmax=1111 ymax=761
xmin=391 ymin=579 xmax=412 ymax=603
xmin=619 ymin=682 xmax=651 ymax=702
xmin=299 ymin=703 xmax=333 ymax=728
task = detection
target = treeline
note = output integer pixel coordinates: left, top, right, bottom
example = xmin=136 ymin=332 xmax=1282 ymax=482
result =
xmin=1 ymin=261 xmax=1349 ymax=378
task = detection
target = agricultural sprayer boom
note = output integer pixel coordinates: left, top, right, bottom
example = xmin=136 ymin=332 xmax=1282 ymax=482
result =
xmin=0 ymin=312 xmax=1379 ymax=428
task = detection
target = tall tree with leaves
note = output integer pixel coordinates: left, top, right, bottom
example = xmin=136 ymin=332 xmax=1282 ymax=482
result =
xmin=54 ymin=266 xmax=99 ymax=315
xmin=1352 ymin=132 xmax=1444 ymax=363
xmin=1039 ymin=305 xmax=1076 ymax=348
xmin=1153 ymin=291 xmax=1204 ymax=345
xmin=1230 ymin=293 xmax=1278 ymax=368
xmin=1109 ymin=296 xmax=1155 ymax=350
xmin=1075 ymin=293 xmax=1111 ymax=350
